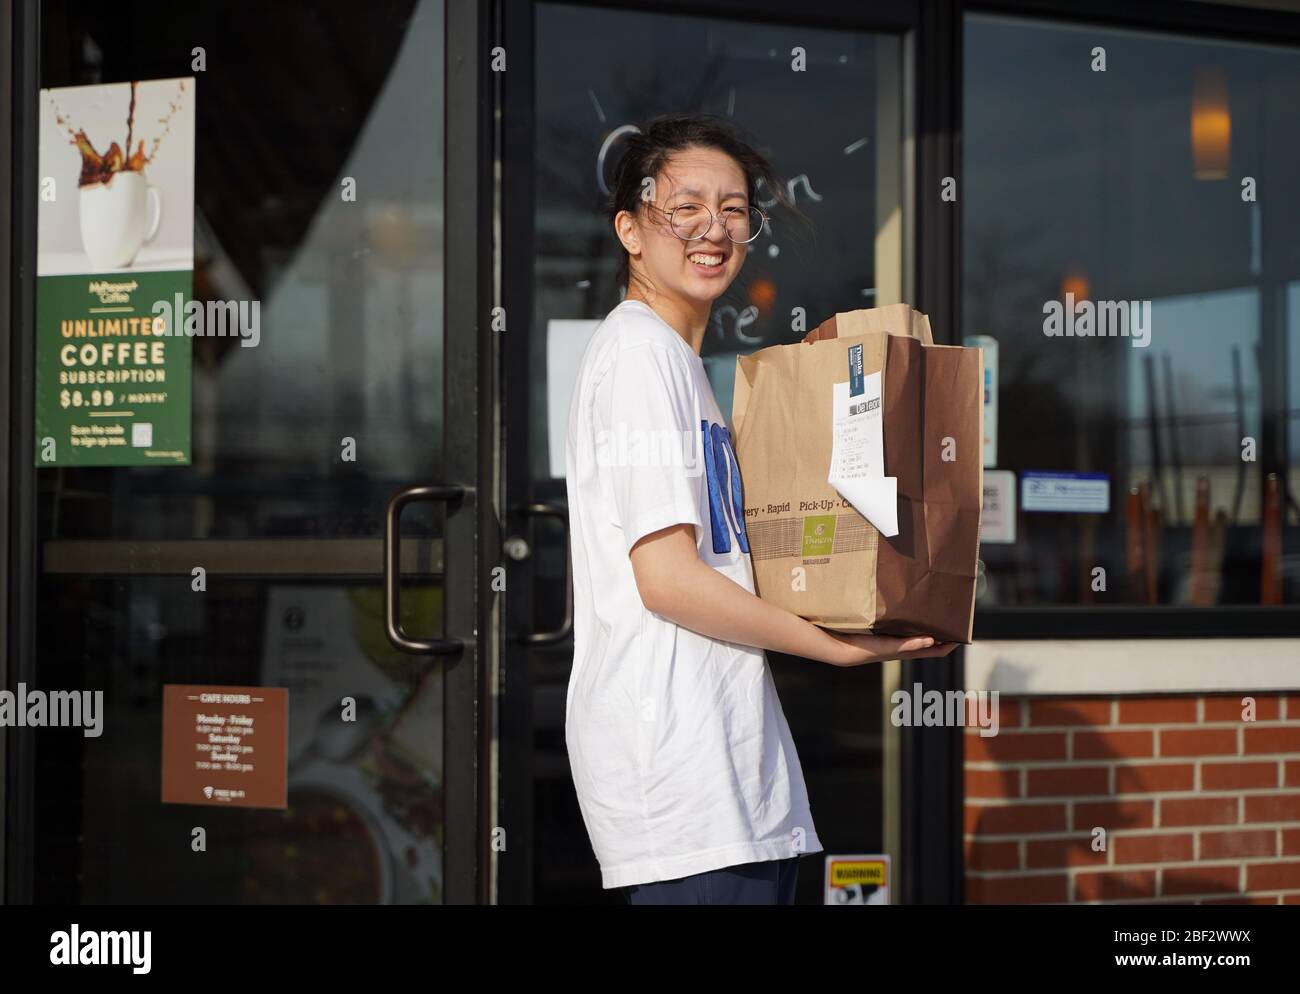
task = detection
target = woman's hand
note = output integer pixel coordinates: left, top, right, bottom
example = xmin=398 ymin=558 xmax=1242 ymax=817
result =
xmin=629 ymin=523 xmax=961 ymax=666
xmin=821 ymin=631 xmax=959 ymax=667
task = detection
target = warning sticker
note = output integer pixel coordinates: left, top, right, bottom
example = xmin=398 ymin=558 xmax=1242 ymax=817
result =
xmin=824 ymin=854 xmax=891 ymax=905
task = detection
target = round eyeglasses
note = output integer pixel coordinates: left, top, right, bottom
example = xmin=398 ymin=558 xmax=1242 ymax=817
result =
xmin=650 ymin=203 xmax=768 ymax=244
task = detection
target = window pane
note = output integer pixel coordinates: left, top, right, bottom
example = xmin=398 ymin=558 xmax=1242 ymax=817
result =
xmin=964 ymin=14 xmax=1300 ymax=608
xmin=534 ymin=3 xmax=903 ymax=478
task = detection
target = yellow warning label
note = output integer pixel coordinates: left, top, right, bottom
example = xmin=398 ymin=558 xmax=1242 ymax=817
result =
xmin=830 ymin=861 xmax=887 ymax=887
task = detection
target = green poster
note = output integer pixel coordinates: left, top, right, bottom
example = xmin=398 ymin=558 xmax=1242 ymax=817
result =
xmin=35 ymin=272 xmax=192 ymax=466
xmin=37 ymin=77 xmax=195 ymax=467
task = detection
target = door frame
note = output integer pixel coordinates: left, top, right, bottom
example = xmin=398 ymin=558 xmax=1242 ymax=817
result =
xmin=4 ymin=0 xmax=39 ymax=906
xmin=446 ymin=0 xmax=497 ymax=906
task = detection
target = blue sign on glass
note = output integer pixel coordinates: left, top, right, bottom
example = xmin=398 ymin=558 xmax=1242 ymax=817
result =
xmin=1020 ymin=471 xmax=1110 ymax=513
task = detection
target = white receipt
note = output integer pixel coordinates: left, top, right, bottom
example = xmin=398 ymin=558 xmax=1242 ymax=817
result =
xmin=828 ymin=374 xmax=899 ymax=537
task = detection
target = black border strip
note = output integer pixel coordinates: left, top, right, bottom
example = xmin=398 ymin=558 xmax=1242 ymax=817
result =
xmin=443 ymin=0 xmax=493 ymax=905
xmin=5 ymin=0 xmax=38 ymax=906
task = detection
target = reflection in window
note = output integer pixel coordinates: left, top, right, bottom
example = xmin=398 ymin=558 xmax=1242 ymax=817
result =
xmin=964 ymin=14 xmax=1299 ymax=608
xmin=534 ymin=3 xmax=902 ymax=480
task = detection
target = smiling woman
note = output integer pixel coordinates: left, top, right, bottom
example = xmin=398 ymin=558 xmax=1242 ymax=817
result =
xmin=605 ymin=116 xmax=796 ymax=343
xmin=562 ymin=113 xmax=953 ymax=905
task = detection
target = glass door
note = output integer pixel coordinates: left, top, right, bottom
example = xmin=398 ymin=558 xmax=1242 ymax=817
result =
xmin=499 ymin=0 xmax=909 ymax=903
xmin=7 ymin=0 xmax=490 ymax=904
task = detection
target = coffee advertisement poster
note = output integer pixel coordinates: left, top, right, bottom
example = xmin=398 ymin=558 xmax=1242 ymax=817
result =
xmin=36 ymin=77 xmax=195 ymax=467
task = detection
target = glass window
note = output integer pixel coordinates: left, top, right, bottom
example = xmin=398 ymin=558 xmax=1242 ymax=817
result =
xmin=964 ymin=14 xmax=1300 ymax=610
xmin=534 ymin=3 xmax=904 ymax=478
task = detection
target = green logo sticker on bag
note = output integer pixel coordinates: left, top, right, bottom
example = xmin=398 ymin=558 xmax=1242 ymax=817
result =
xmin=802 ymin=515 xmax=836 ymax=557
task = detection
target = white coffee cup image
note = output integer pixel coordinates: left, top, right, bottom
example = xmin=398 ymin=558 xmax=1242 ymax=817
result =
xmin=78 ymin=169 xmax=162 ymax=270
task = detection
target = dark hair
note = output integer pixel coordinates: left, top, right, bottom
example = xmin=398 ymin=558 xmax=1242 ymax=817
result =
xmin=604 ymin=113 xmax=809 ymax=296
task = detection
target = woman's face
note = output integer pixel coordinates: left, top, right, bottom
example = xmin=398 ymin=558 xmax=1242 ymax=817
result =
xmin=618 ymin=146 xmax=752 ymax=307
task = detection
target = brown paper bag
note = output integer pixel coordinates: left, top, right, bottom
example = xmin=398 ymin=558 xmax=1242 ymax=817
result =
xmin=731 ymin=305 xmax=983 ymax=644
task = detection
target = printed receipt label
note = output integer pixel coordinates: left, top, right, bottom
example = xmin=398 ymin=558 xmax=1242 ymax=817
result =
xmin=828 ymin=373 xmax=899 ymax=537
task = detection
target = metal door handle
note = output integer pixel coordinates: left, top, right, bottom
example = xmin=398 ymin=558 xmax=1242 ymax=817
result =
xmin=518 ymin=500 xmax=573 ymax=646
xmin=384 ymin=484 xmax=467 ymax=654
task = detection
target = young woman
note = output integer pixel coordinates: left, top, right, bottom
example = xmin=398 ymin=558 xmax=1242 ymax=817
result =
xmin=564 ymin=114 xmax=955 ymax=906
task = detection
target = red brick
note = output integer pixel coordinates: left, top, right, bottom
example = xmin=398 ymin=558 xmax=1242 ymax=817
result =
xmin=1244 ymin=794 xmax=1300 ymax=823
xmin=1074 ymin=869 xmax=1156 ymax=902
xmin=1026 ymin=836 xmax=1107 ymax=870
xmin=1161 ymin=796 xmax=1238 ymax=827
xmin=1162 ymin=864 xmax=1240 ymax=896
xmin=1027 ymin=766 xmax=1109 ymax=797
xmin=1284 ymin=829 xmax=1300 ymax=855
xmin=965 ymin=732 xmax=1067 ymax=763
xmin=965 ymin=766 xmax=1019 ymax=799
xmin=1159 ymin=728 xmax=1237 ymax=757
xmin=1114 ymin=832 xmax=1194 ymax=865
xmin=1028 ymin=698 xmax=1112 ymax=727
xmin=1244 ymin=726 xmax=1300 ymax=755
xmin=1285 ymin=696 xmax=1300 ymax=720
xmin=965 ymin=840 xmax=1019 ymax=872
xmin=1074 ymin=730 xmax=1154 ymax=760
xmin=1286 ymin=761 xmax=1300 ymax=787
xmin=1203 ymin=695 xmax=1280 ymax=722
xmin=1120 ymin=698 xmax=1198 ymax=724
xmin=967 ymin=803 xmax=1068 ymax=836
xmin=1115 ymin=763 xmax=1195 ymax=794
xmin=966 ymin=873 xmax=1067 ymax=904
xmin=1201 ymin=761 xmax=1278 ymax=791
xmin=1073 ymin=800 xmax=1155 ymax=832
xmin=1246 ymin=861 xmax=1300 ymax=891
xmin=1285 ymin=894 xmax=1300 ymax=904
xmin=1200 ymin=829 xmax=1276 ymax=860
xmin=989 ymin=698 xmax=1024 ymax=729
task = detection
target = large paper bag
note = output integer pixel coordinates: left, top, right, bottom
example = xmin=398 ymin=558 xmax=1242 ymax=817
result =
xmin=731 ymin=305 xmax=983 ymax=644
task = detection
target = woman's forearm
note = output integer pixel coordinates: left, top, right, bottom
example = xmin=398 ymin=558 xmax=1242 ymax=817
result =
xmin=644 ymin=554 xmax=854 ymax=664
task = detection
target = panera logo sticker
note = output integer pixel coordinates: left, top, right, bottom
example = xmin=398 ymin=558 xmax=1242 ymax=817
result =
xmin=802 ymin=514 xmax=836 ymax=558
xmin=161 ymin=684 xmax=288 ymax=809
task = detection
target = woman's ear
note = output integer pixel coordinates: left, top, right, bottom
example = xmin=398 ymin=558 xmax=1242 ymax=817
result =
xmin=614 ymin=209 xmax=641 ymax=258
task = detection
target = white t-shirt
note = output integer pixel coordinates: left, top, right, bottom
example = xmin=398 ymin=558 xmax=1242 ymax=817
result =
xmin=564 ymin=298 xmax=822 ymax=889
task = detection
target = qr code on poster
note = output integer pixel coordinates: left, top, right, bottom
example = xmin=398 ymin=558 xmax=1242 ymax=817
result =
xmin=132 ymin=423 xmax=153 ymax=447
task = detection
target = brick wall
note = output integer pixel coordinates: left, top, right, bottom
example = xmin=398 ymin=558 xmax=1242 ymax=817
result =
xmin=964 ymin=694 xmax=1300 ymax=904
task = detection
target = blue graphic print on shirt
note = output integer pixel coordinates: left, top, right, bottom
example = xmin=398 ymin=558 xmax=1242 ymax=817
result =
xmin=701 ymin=419 xmax=750 ymax=555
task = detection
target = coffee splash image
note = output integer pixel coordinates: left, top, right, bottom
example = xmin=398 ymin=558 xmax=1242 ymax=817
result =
xmin=49 ymin=79 xmax=187 ymax=188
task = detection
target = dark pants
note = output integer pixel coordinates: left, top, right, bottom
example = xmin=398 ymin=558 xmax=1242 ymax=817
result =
xmin=621 ymin=856 xmax=800 ymax=905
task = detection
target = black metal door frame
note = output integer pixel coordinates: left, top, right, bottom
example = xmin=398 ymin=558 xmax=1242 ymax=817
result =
xmin=445 ymin=0 xmax=496 ymax=907
xmin=4 ymin=0 xmax=39 ymax=907
xmin=0 ymin=0 xmax=9 ymax=903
